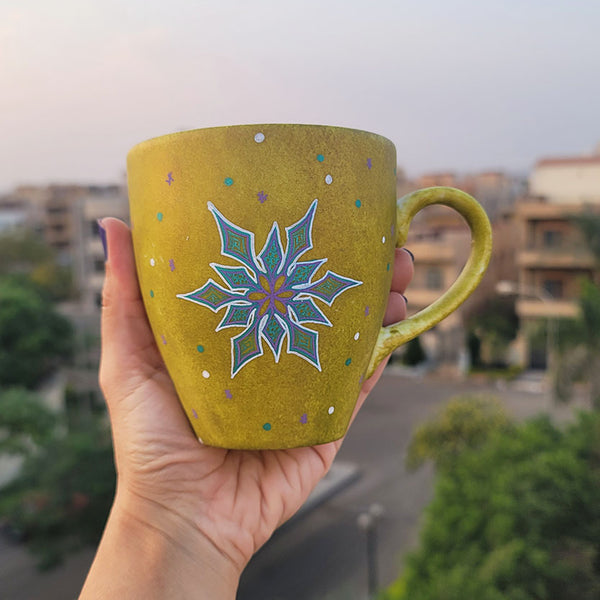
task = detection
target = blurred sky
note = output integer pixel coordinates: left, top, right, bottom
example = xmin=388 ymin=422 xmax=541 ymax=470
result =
xmin=1 ymin=0 xmax=599 ymax=192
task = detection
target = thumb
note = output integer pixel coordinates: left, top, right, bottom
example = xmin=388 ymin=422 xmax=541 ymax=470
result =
xmin=98 ymin=218 xmax=164 ymax=402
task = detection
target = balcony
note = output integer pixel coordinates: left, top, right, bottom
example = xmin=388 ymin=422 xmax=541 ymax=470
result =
xmin=517 ymin=247 xmax=596 ymax=269
xmin=516 ymin=298 xmax=579 ymax=319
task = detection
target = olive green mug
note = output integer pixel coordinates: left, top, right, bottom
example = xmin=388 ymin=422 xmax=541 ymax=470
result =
xmin=127 ymin=124 xmax=492 ymax=449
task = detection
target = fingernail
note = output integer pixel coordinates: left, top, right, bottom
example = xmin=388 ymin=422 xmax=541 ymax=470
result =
xmin=402 ymin=294 xmax=408 ymax=304
xmin=403 ymin=248 xmax=415 ymax=262
xmin=97 ymin=219 xmax=108 ymax=260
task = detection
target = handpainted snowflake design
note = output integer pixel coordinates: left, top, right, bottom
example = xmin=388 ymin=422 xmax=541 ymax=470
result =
xmin=177 ymin=199 xmax=362 ymax=377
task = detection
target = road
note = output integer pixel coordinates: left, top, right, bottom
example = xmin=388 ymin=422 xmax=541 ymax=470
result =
xmin=0 ymin=370 xmax=586 ymax=600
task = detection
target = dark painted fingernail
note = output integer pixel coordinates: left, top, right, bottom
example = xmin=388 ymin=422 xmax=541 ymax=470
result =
xmin=97 ymin=219 xmax=108 ymax=260
xmin=402 ymin=294 xmax=408 ymax=304
xmin=403 ymin=248 xmax=414 ymax=262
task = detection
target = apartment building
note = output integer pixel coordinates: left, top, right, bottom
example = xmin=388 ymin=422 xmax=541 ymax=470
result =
xmin=511 ymin=153 xmax=600 ymax=367
xmin=396 ymin=170 xmax=520 ymax=366
xmin=0 ymin=183 xmax=129 ymax=314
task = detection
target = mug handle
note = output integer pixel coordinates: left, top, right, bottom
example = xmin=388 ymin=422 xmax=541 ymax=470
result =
xmin=366 ymin=186 xmax=493 ymax=378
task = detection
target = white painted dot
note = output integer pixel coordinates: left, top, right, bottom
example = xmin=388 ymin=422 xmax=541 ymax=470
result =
xmin=254 ymin=132 xmax=265 ymax=143
xmin=198 ymin=436 xmax=204 ymax=444
xmin=202 ymin=370 xmax=210 ymax=379
xmin=382 ymin=236 xmax=386 ymax=244
xmin=328 ymin=406 xmax=335 ymax=415
xmin=186 ymin=236 xmax=190 ymax=241
xmin=325 ymin=174 xmax=333 ymax=185
xmin=150 ymin=258 xmax=156 ymax=266
xmin=354 ymin=332 xmax=360 ymax=341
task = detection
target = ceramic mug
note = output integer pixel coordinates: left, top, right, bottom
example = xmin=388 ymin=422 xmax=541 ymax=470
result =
xmin=127 ymin=124 xmax=492 ymax=449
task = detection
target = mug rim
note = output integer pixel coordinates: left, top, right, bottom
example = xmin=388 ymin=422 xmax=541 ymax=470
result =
xmin=127 ymin=123 xmax=395 ymax=160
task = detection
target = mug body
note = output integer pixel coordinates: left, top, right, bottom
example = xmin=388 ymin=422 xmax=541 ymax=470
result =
xmin=127 ymin=124 xmax=397 ymax=449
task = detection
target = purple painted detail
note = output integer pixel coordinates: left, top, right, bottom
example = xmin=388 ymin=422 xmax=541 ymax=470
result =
xmin=365 ymin=305 xmax=370 ymax=316
xmin=192 ymin=409 xmax=199 ymax=419
xmin=359 ymin=374 xmax=364 ymax=384
xmin=161 ymin=335 xmax=167 ymax=345
xmin=225 ymin=389 xmax=232 ymax=399
xmin=258 ymin=191 xmax=268 ymax=204
xmin=169 ymin=259 xmax=175 ymax=272
xmin=166 ymin=172 xmax=174 ymax=185
xmin=367 ymin=158 xmax=372 ymax=170
xmin=178 ymin=200 xmax=362 ymax=377
xmin=300 ymin=413 xmax=308 ymax=424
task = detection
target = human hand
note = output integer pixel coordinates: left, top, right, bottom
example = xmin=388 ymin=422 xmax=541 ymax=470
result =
xmin=80 ymin=218 xmax=413 ymax=599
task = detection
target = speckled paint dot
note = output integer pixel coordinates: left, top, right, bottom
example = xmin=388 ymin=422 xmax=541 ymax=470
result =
xmin=328 ymin=406 xmax=335 ymax=415
xmin=192 ymin=409 xmax=199 ymax=419
xmin=325 ymin=174 xmax=333 ymax=185
xmin=367 ymin=158 xmax=373 ymax=170
xmin=161 ymin=335 xmax=167 ymax=345
xmin=263 ymin=422 xmax=272 ymax=431
xmin=317 ymin=154 xmax=325 ymax=162
xmin=202 ymin=370 xmax=210 ymax=379
xmin=354 ymin=332 xmax=360 ymax=341
xmin=300 ymin=413 xmax=308 ymax=424
xmin=365 ymin=305 xmax=370 ymax=316
xmin=382 ymin=236 xmax=386 ymax=244
xmin=387 ymin=263 xmax=390 ymax=271
xmin=196 ymin=345 xmax=204 ymax=353
xmin=150 ymin=289 xmax=155 ymax=298
xmin=254 ymin=132 xmax=265 ymax=143
xmin=355 ymin=199 xmax=362 ymax=208
xmin=169 ymin=259 xmax=175 ymax=272
xmin=359 ymin=374 xmax=364 ymax=384
xmin=198 ymin=436 xmax=204 ymax=444
xmin=224 ymin=177 xmax=234 ymax=186
xmin=225 ymin=389 xmax=232 ymax=399
xmin=157 ymin=212 xmax=163 ymax=222
xmin=150 ymin=258 xmax=156 ymax=266
xmin=345 ymin=358 xmax=352 ymax=366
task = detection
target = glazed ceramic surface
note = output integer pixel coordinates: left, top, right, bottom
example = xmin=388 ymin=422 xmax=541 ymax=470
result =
xmin=127 ymin=124 xmax=491 ymax=449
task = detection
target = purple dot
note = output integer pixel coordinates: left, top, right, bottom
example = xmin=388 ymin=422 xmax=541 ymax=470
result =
xmin=359 ymin=375 xmax=364 ymax=384
xmin=161 ymin=335 xmax=167 ymax=345
xmin=367 ymin=158 xmax=372 ymax=170
xmin=225 ymin=389 xmax=232 ymax=399
xmin=365 ymin=306 xmax=370 ymax=316
xmin=169 ymin=259 xmax=175 ymax=272
xmin=300 ymin=413 xmax=308 ymax=424
xmin=192 ymin=409 xmax=199 ymax=419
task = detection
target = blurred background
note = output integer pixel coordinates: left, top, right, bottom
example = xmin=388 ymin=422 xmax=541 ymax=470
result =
xmin=1 ymin=1 xmax=600 ymax=598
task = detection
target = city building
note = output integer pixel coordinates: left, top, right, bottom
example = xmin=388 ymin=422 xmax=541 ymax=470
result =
xmin=396 ymin=169 xmax=521 ymax=368
xmin=510 ymin=152 xmax=600 ymax=367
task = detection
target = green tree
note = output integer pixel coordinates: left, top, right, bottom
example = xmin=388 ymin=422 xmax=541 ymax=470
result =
xmin=0 ymin=279 xmax=74 ymax=388
xmin=466 ymin=296 xmax=519 ymax=368
xmin=554 ymin=279 xmax=600 ymax=408
xmin=405 ymin=395 xmax=512 ymax=472
xmin=571 ymin=212 xmax=600 ymax=267
xmin=0 ymin=416 xmax=116 ymax=569
xmin=0 ymin=230 xmax=74 ymax=301
xmin=383 ymin=411 xmax=600 ymax=600
xmin=0 ymin=387 xmax=57 ymax=456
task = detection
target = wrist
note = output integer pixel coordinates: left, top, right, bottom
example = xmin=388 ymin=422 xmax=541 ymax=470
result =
xmin=80 ymin=487 xmax=241 ymax=599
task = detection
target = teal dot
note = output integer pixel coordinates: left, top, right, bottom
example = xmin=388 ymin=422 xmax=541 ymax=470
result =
xmin=355 ymin=199 xmax=362 ymax=208
xmin=196 ymin=345 xmax=204 ymax=353
xmin=345 ymin=357 xmax=352 ymax=366
xmin=387 ymin=263 xmax=390 ymax=271
xmin=157 ymin=212 xmax=163 ymax=222
xmin=263 ymin=422 xmax=272 ymax=431
xmin=317 ymin=154 xmax=325 ymax=162
xmin=150 ymin=289 xmax=155 ymax=298
xmin=224 ymin=177 xmax=234 ymax=186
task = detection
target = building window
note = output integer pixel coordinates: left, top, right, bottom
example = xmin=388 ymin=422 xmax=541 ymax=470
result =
xmin=542 ymin=230 xmax=562 ymax=248
xmin=542 ymin=279 xmax=563 ymax=298
xmin=426 ymin=267 xmax=443 ymax=290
